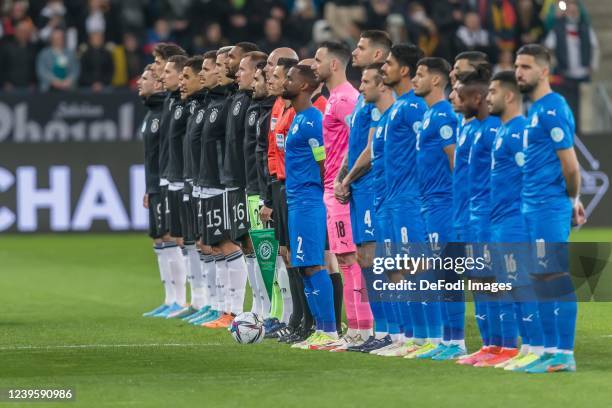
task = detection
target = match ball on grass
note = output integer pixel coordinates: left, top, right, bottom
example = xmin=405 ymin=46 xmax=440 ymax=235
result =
xmin=229 ymin=312 xmax=265 ymax=344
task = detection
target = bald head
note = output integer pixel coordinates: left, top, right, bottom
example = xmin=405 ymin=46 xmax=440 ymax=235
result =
xmin=265 ymin=47 xmax=298 ymax=77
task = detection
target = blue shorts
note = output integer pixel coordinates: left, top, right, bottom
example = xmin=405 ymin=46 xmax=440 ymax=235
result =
xmin=288 ymin=204 xmax=327 ymax=267
xmin=523 ymin=203 xmax=572 ymax=275
xmin=466 ymin=214 xmax=493 ymax=278
xmin=350 ymin=191 xmax=376 ymax=245
xmin=390 ymin=203 xmax=427 ymax=257
xmin=491 ymin=216 xmax=530 ymax=285
xmin=422 ymin=205 xmax=453 ymax=260
xmin=374 ymin=206 xmax=393 ymax=257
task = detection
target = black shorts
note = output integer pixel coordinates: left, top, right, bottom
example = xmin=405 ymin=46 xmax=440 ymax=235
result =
xmin=225 ymin=188 xmax=250 ymax=241
xmin=160 ymin=185 xmax=169 ymax=234
xmin=180 ymin=191 xmax=196 ymax=244
xmin=271 ymin=180 xmax=289 ymax=247
xmin=203 ymin=192 xmax=227 ymax=246
xmin=148 ymin=192 xmax=164 ymax=239
xmin=166 ymin=189 xmax=183 ymax=238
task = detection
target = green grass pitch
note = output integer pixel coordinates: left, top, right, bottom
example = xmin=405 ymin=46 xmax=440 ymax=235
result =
xmin=1 ymin=230 xmax=611 ymax=407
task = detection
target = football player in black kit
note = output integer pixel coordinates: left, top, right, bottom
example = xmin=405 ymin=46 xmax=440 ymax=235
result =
xmin=160 ymin=54 xmax=190 ymax=314
xmin=168 ymin=56 xmax=208 ymax=319
xmin=184 ymin=50 xmax=223 ymax=324
xmin=198 ymin=47 xmax=240 ymax=328
xmin=139 ymin=64 xmax=175 ymax=318
xmin=147 ymin=44 xmax=189 ymax=318
xmin=238 ymin=52 xmax=273 ymax=320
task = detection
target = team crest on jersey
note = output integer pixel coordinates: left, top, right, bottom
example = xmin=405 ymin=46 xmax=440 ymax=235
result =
xmin=292 ymin=124 xmax=299 ymax=134
xmin=550 ymin=127 xmax=564 ymax=142
xmin=248 ymin=111 xmax=257 ymax=126
xmin=371 ymin=108 xmax=381 ymax=121
xmin=531 ymin=114 xmax=539 ymax=127
xmin=196 ymin=110 xmax=205 ymax=124
xmin=210 ymin=108 xmax=218 ymax=123
xmin=413 ymin=121 xmax=422 ymax=134
xmin=174 ymin=106 xmax=183 ymax=120
xmin=151 ymin=118 xmax=159 ymax=133
xmin=440 ymin=125 xmax=453 ymax=140
xmin=233 ymin=101 xmax=242 ymax=116
xmin=423 ymin=118 xmax=430 ymax=129
xmin=515 ymin=152 xmax=525 ymax=167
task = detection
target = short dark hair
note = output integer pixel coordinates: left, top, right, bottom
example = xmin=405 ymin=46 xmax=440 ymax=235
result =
xmin=217 ymin=46 xmax=232 ymax=56
xmin=417 ymin=57 xmax=451 ymax=84
xmin=457 ymin=61 xmax=492 ymax=83
xmin=517 ymin=43 xmax=552 ymax=66
xmin=360 ymin=30 xmax=392 ymax=52
xmin=244 ymin=51 xmax=268 ymax=65
xmin=389 ymin=43 xmax=423 ymax=78
xmin=293 ymin=64 xmax=319 ymax=91
xmin=203 ymin=50 xmax=218 ymax=61
xmin=167 ymin=55 xmax=188 ymax=71
xmin=320 ymin=41 xmax=352 ymax=66
xmin=235 ymin=41 xmax=260 ymax=54
xmin=154 ymin=43 xmax=186 ymax=60
xmin=185 ymin=56 xmax=204 ymax=73
xmin=491 ymin=70 xmax=520 ymax=95
xmin=276 ymin=57 xmax=298 ymax=73
xmin=455 ymin=51 xmax=488 ymax=64
xmin=255 ymin=61 xmax=267 ymax=79
xmin=460 ymin=64 xmax=491 ymax=92
xmin=365 ymin=63 xmax=384 ymax=84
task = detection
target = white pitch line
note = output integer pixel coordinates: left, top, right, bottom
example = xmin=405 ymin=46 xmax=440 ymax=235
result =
xmin=0 ymin=343 xmax=223 ymax=351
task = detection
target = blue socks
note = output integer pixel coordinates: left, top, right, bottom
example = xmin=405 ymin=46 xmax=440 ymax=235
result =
xmin=307 ymin=269 xmax=336 ymax=333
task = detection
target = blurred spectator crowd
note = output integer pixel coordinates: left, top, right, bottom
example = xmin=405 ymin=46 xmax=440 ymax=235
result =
xmin=0 ymin=0 xmax=599 ymax=92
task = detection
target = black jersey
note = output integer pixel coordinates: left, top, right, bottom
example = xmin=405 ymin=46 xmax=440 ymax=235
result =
xmin=158 ymin=90 xmax=179 ymax=180
xmin=183 ymin=89 xmax=209 ymax=181
xmin=140 ymin=92 xmax=165 ymax=194
xmin=255 ymin=96 xmax=276 ymax=205
xmin=166 ymin=92 xmax=189 ymax=182
xmin=197 ymin=84 xmax=234 ymax=189
xmin=221 ymin=89 xmax=251 ymax=188
xmin=244 ymin=95 xmax=275 ymax=196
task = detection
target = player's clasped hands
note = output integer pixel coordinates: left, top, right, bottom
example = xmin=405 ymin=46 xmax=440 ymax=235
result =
xmin=334 ymin=179 xmax=350 ymax=204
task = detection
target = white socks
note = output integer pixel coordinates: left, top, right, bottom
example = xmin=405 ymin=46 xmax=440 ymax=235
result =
xmin=214 ymin=255 xmax=227 ymax=312
xmin=246 ymin=254 xmax=262 ymax=314
xmin=185 ymin=244 xmax=205 ymax=309
xmin=155 ymin=243 xmax=175 ymax=305
xmin=164 ymin=242 xmax=187 ymax=305
xmin=226 ymin=250 xmax=248 ymax=315
xmin=275 ymin=256 xmax=292 ymax=324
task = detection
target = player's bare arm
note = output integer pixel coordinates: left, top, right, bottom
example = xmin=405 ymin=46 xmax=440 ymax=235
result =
xmin=557 ymin=146 xmax=586 ymax=226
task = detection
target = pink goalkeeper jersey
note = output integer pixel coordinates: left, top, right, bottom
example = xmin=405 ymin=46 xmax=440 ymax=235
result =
xmin=322 ymin=81 xmax=359 ymax=191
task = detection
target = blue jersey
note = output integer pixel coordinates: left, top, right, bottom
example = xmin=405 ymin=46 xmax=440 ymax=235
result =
xmin=285 ymin=107 xmax=325 ymax=206
xmin=490 ymin=115 xmax=528 ymax=225
xmin=453 ymin=118 xmax=480 ymax=230
xmin=522 ymin=92 xmax=575 ymax=211
xmin=371 ymin=107 xmax=391 ymax=210
xmin=348 ymin=95 xmax=380 ymax=192
xmin=416 ymin=100 xmax=457 ymax=207
xmin=384 ymin=90 xmax=427 ymax=202
xmin=468 ymin=115 xmax=501 ymax=216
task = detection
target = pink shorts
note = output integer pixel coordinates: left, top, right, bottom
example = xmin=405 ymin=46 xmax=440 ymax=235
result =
xmin=323 ymin=190 xmax=357 ymax=254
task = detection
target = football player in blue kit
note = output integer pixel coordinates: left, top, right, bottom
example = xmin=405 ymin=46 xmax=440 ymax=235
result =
xmin=515 ymin=44 xmax=585 ymax=373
